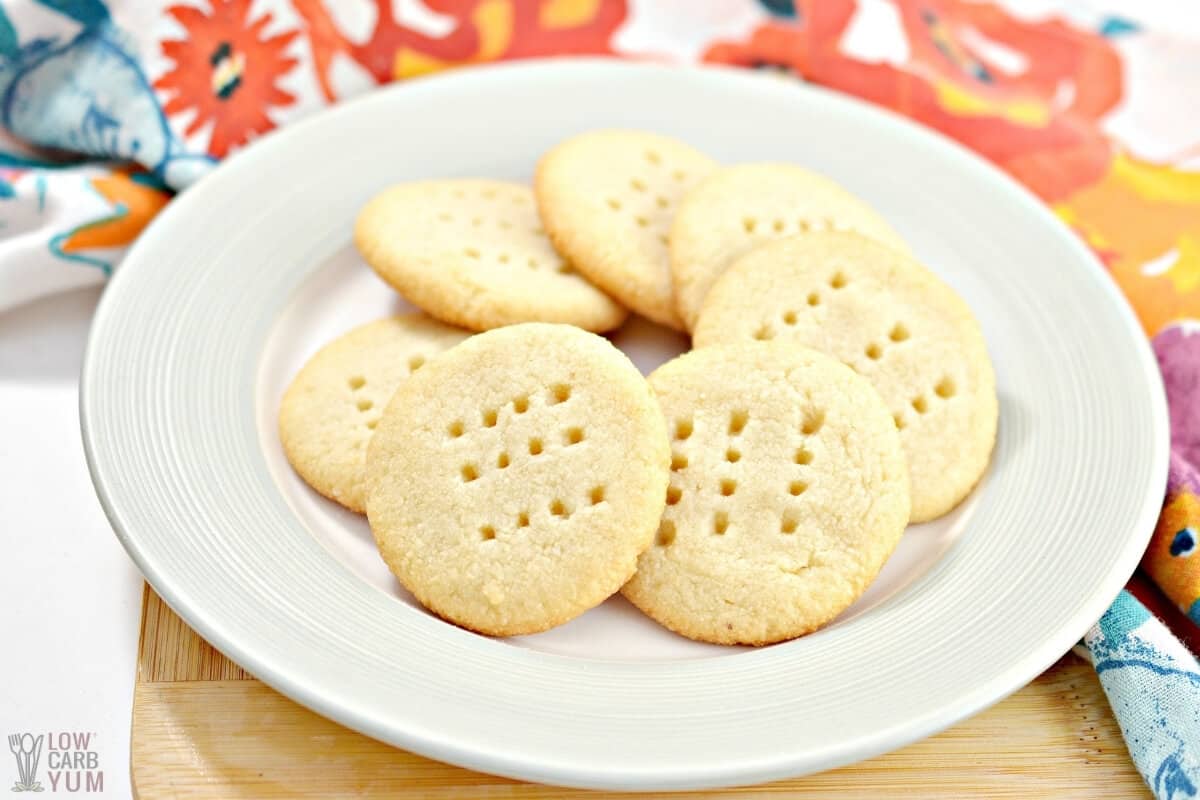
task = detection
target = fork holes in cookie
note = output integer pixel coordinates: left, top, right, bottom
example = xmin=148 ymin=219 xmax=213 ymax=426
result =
xmin=807 ymin=292 xmax=821 ymax=307
xmin=448 ymin=420 xmax=465 ymax=438
xmin=513 ymin=395 xmax=529 ymax=414
xmin=666 ymin=485 xmax=682 ymax=505
xmin=935 ymin=378 xmax=957 ymax=398
xmin=366 ymin=419 xmax=378 ymax=430
xmin=713 ymin=512 xmax=729 ymax=535
xmin=357 ymin=399 xmax=373 ymax=412
xmin=550 ymin=499 xmax=569 ymax=518
xmin=743 ymin=217 xmax=758 ymax=234
xmin=912 ymin=396 xmax=929 ymax=414
xmin=782 ymin=310 xmax=798 ymax=325
xmin=607 ymin=198 xmax=622 ymax=211
xmin=829 ymin=272 xmax=848 ymax=289
xmin=464 ymin=247 xmax=481 ymax=259
xmin=348 ymin=376 xmax=366 ymax=390
xmin=461 ymin=464 xmax=479 ymax=483
xmin=517 ymin=511 xmax=530 ymax=528
xmin=671 ymin=452 xmax=688 ymax=471
xmin=590 ymin=486 xmax=606 ymax=505
xmin=498 ymin=253 xmax=510 ymax=264
xmin=646 ymin=150 xmax=662 ymax=165
xmin=772 ymin=219 xmax=785 ymax=233
xmin=789 ymin=480 xmax=808 ymax=497
xmin=794 ymin=446 xmax=813 ymax=465
xmin=801 ymin=410 xmax=824 ymax=435
xmin=889 ymin=323 xmax=910 ymax=342
xmin=635 ymin=216 xmax=649 ymax=228
xmin=780 ymin=514 xmax=798 ymax=534
xmin=565 ymin=427 xmax=584 ymax=445
xmin=726 ymin=447 xmax=741 ymax=463
xmin=893 ymin=414 xmax=906 ymax=430
xmin=630 ymin=178 xmax=647 ymax=192
xmin=480 ymin=525 xmax=496 ymax=541
xmin=408 ymin=355 xmax=425 ymax=371
xmin=656 ymin=519 xmax=676 ymax=546
xmin=528 ymin=438 xmax=544 ymax=456
xmin=656 ymin=195 xmax=669 ymax=209
xmin=865 ymin=343 xmax=883 ymax=360
xmin=672 ymin=169 xmax=686 ymax=181
xmin=497 ymin=452 xmax=510 ymax=469
xmin=720 ymin=479 xmax=737 ymax=497
xmin=729 ymin=409 xmax=749 ymax=435
xmin=674 ymin=419 xmax=693 ymax=440
xmin=549 ymin=384 xmax=571 ymax=404
xmin=753 ymin=324 xmax=774 ymax=341
xmin=482 ymin=409 xmax=498 ymax=428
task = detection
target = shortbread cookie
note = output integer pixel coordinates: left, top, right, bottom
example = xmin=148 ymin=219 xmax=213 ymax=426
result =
xmin=693 ymin=232 xmax=996 ymax=522
xmin=535 ymin=130 xmax=716 ymax=329
xmin=279 ymin=314 xmax=470 ymax=513
xmin=622 ymin=343 xmax=910 ymax=646
xmin=355 ymin=180 xmax=627 ymax=332
xmin=669 ymin=163 xmax=909 ymax=329
xmin=366 ymin=323 xmax=670 ymax=636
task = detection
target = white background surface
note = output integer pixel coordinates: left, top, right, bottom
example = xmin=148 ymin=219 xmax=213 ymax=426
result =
xmin=0 ymin=287 xmax=139 ymax=798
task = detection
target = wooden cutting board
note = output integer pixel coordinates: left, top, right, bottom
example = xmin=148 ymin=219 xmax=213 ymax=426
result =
xmin=131 ymin=585 xmax=1150 ymax=799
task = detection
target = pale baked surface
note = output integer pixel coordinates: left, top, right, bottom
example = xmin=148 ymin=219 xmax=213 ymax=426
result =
xmin=279 ymin=314 xmax=470 ymax=513
xmin=365 ymin=323 xmax=670 ymax=636
xmin=622 ymin=343 xmax=910 ymax=646
xmin=693 ymin=232 xmax=997 ymax=522
xmin=535 ymin=130 xmax=716 ymax=330
xmin=669 ymin=163 xmax=909 ymax=329
xmin=355 ymin=179 xmax=627 ymax=332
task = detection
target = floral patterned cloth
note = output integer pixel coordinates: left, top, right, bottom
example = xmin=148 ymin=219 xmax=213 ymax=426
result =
xmin=1 ymin=1 xmax=1197 ymax=794
xmin=1085 ymin=591 xmax=1200 ymax=799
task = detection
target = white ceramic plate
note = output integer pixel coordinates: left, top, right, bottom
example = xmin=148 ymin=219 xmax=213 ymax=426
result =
xmin=81 ymin=61 xmax=1167 ymax=791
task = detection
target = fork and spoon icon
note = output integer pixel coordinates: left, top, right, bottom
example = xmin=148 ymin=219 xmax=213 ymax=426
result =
xmin=7 ymin=733 xmax=44 ymax=792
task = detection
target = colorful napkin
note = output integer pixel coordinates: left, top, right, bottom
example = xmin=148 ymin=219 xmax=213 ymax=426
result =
xmin=1 ymin=1 xmax=1197 ymax=794
xmin=1085 ymin=591 xmax=1200 ymax=798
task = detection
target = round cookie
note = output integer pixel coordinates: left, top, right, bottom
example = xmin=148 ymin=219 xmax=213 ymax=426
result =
xmin=279 ymin=314 xmax=470 ymax=513
xmin=365 ymin=323 xmax=670 ymax=636
xmin=622 ymin=343 xmax=910 ymax=646
xmin=669 ymin=163 xmax=910 ymax=330
xmin=355 ymin=179 xmax=627 ymax=332
xmin=535 ymin=130 xmax=717 ymax=330
xmin=693 ymin=231 xmax=996 ymax=522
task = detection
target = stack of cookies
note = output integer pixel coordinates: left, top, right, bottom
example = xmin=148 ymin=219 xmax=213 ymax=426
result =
xmin=280 ymin=130 xmax=997 ymax=646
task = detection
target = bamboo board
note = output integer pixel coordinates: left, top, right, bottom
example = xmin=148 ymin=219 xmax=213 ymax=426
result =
xmin=131 ymin=585 xmax=1149 ymax=798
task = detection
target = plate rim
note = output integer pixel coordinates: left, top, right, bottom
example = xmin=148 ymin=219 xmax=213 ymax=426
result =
xmin=80 ymin=58 xmax=1169 ymax=790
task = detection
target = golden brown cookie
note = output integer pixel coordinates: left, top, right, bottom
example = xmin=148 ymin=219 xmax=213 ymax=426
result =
xmin=355 ymin=179 xmax=627 ymax=332
xmin=535 ymin=130 xmax=716 ymax=329
xmin=622 ymin=343 xmax=910 ymax=645
xmin=366 ymin=323 xmax=670 ymax=636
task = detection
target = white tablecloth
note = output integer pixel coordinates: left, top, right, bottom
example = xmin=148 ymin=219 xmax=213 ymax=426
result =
xmin=0 ymin=288 xmax=140 ymax=799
